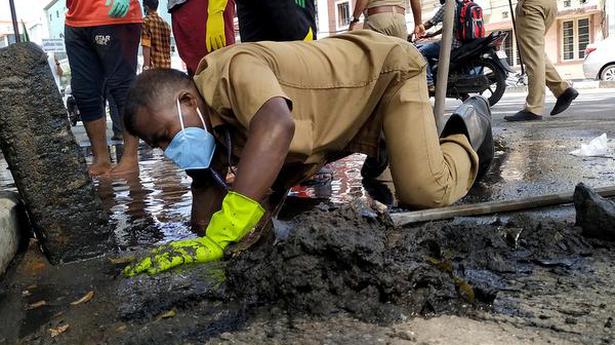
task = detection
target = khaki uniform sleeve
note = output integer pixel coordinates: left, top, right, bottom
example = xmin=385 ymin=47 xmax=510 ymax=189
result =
xmin=226 ymin=54 xmax=292 ymax=129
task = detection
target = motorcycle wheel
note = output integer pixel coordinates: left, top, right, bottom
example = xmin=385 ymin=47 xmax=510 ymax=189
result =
xmin=461 ymin=59 xmax=507 ymax=106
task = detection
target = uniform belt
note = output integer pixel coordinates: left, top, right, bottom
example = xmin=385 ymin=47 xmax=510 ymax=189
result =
xmin=366 ymin=5 xmax=406 ymax=16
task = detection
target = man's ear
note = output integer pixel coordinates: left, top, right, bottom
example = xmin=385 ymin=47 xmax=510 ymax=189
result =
xmin=178 ymin=91 xmax=199 ymax=110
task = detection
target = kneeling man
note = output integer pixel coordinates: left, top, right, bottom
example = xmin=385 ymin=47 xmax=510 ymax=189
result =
xmin=123 ymin=30 xmax=493 ymax=276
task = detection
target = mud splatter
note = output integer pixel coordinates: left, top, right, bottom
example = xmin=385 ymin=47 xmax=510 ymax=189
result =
xmin=227 ymin=201 xmax=592 ymax=324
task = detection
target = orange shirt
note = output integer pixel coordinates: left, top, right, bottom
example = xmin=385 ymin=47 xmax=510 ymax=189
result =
xmin=66 ymin=0 xmax=143 ymax=27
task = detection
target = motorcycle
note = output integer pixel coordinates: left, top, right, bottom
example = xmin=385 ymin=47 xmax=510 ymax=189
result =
xmin=414 ymin=31 xmax=514 ymax=107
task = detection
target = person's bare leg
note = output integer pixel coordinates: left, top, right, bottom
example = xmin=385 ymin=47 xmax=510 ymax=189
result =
xmin=83 ymin=117 xmax=112 ymax=176
xmin=111 ymin=131 xmax=140 ymax=176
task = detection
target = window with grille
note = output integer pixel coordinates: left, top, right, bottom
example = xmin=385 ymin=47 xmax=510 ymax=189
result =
xmin=562 ymin=21 xmax=574 ymax=60
xmin=563 ymin=0 xmax=571 ymax=7
xmin=337 ymin=2 xmax=350 ymax=28
xmin=561 ymin=18 xmax=591 ymax=61
xmin=578 ymin=18 xmax=590 ymax=58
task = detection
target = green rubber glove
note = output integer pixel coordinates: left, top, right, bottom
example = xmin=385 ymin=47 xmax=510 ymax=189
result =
xmin=205 ymin=0 xmax=228 ymax=52
xmin=106 ymin=0 xmax=130 ymax=18
xmin=295 ymin=0 xmax=306 ymax=8
xmin=123 ymin=191 xmax=264 ymax=276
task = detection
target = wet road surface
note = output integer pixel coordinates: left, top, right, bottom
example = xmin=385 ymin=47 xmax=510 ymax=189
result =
xmin=1 ymin=88 xmax=614 ymax=245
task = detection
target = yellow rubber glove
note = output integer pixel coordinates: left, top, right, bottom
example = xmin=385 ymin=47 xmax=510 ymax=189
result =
xmin=303 ymin=27 xmax=314 ymax=41
xmin=205 ymin=0 xmax=228 ymax=53
xmin=123 ymin=191 xmax=264 ymax=276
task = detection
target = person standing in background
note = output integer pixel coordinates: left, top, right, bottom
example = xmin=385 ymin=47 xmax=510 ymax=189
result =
xmin=168 ymin=0 xmax=236 ymax=76
xmin=64 ymin=0 xmax=142 ymax=176
xmin=505 ymin=0 xmax=578 ymax=121
xmin=349 ymin=0 xmax=424 ymax=40
xmin=141 ymin=0 xmax=171 ymax=70
xmin=235 ymin=0 xmax=317 ymax=42
xmin=47 ymin=53 xmax=63 ymax=91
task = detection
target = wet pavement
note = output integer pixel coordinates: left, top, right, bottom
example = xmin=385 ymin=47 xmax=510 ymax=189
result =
xmin=2 ymin=89 xmax=615 ymax=345
xmin=1 ymin=89 xmax=615 ymax=244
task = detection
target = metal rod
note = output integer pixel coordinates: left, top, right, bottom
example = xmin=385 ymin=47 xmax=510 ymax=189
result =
xmin=433 ymin=0 xmax=456 ymax=130
xmin=391 ymin=185 xmax=615 ymax=226
xmin=507 ymin=0 xmax=524 ymax=75
xmin=9 ymin=0 xmax=21 ymax=44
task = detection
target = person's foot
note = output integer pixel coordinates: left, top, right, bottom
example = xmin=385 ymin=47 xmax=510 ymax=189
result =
xmin=504 ymin=110 xmax=543 ymax=122
xmin=88 ymin=161 xmax=112 ymax=176
xmin=550 ymin=87 xmax=579 ymax=116
xmin=111 ymin=157 xmax=139 ymax=177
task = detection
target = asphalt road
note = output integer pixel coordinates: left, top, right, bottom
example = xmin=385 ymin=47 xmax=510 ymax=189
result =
xmin=450 ymin=88 xmax=615 ymax=204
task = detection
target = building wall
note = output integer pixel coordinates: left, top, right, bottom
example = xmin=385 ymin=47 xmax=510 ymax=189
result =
xmin=607 ymin=0 xmax=615 ymax=35
xmin=45 ymin=0 xmax=66 ymax=39
xmin=482 ymin=0 xmax=605 ymax=79
xmin=315 ymin=0 xmax=606 ymax=79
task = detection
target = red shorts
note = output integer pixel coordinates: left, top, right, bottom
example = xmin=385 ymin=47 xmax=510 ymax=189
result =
xmin=171 ymin=0 xmax=236 ymax=75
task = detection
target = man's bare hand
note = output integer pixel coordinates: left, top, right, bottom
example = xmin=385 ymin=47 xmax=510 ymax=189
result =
xmin=414 ymin=24 xmax=426 ymax=38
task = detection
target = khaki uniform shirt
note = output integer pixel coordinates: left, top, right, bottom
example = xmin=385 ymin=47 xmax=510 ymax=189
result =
xmin=194 ymin=30 xmax=425 ymax=183
xmin=366 ymin=0 xmax=406 ymax=9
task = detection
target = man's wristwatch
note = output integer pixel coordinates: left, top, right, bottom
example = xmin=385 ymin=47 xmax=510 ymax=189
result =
xmin=350 ymin=16 xmax=360 ymax=24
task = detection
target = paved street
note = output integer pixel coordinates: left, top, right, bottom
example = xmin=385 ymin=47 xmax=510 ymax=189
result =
xmin=452 ymin=88 xmax=615 ymax=204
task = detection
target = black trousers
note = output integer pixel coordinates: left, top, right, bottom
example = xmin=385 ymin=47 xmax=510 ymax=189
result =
xmin=64 ymin=24 xmax=140 ymax=122
xmin=236 ymin=0 xmax=317 ymax=42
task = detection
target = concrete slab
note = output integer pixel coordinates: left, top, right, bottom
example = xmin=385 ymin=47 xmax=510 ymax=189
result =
xmin=0 ymin=43 xmax=111 ymax=264
xmin=0 ymin=192 xmax=24 ymax=275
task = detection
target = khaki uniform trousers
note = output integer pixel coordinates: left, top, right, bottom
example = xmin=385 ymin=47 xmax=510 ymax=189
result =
xmin=380 ymin=71 xmax=478 ymax=208
xmin=365 ymin=12 xmax=408 ymax=40
xmin=515 ymin=0 xmax=569 ymax=115
xmin=271 ymin=70 xmax=479 ymax=209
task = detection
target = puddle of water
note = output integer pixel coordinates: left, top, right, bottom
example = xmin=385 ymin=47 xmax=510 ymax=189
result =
xmin=0 ymin=145 xmax=378 ymax=247
xmin=4 ymin=129 xmax=614 ymax=247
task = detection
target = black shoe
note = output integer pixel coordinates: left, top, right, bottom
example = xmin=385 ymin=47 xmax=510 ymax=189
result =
xmin=361 ymin=141 xmax=389 ymax=179
xmin=550 ymin=87 xmax=578 ymax=115
xmin=504 ymin=110 xmax=543 ymax=122
xmin=440 ymin=95 xmax=494 ymax=179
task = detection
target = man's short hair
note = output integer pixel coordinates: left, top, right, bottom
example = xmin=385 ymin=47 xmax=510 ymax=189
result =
xmin=144 ymin=0 xmax=159 ymax=11
xmin=124 ymin=69 xmax=193 ymax=137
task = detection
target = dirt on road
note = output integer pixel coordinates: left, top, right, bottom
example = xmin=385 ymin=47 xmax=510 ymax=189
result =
xmin=1 ymin=199 xmax=614 ymax=345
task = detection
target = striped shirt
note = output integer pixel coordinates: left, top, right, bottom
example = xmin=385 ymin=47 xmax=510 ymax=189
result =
xmin=427 ymin=2 xmax=462 ymax=49
xmin=141 ymin=11 xmax=172 ymax=68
